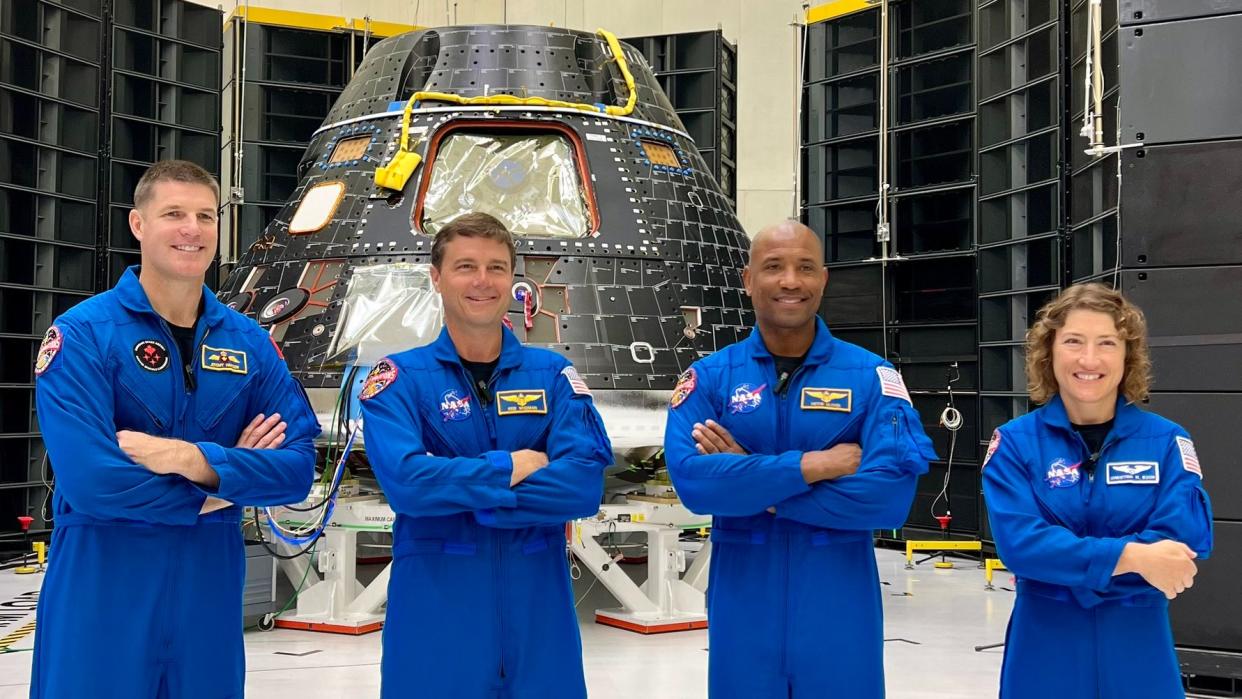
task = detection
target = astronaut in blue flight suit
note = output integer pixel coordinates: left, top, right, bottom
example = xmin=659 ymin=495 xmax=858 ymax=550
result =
xmin=30 ymin=161 xmax=320 ymax=699
xmin=982 ymin=283 xmax=1212 ymax=699
xmin=664 ymin=220 xmax=937 ymax=699
xmin=357 ymin=212 xmax=612 ymax=699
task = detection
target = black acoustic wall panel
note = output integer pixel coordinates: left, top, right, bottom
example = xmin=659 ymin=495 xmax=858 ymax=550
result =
xmin=625 ymin=30 xmax=737 ymax=205
xmin=106 ymin=0 xmax=222 ymax=285
xmin=1119 ymin=5 xmax=1242 ymax=677
xmin=0 ymin=0 xmax=221 ymax=553
xmin=1068 ymin=0 xmax=1120 ymax=284
xmin=1171 ymin=522 xmax=1242 ymax=650
xmin=1122 ymin=267 xmax=1242 ymax=393
xmin=804 ymin=1 xmax=980 ymax=541
xmin=0 ymin=0 xmax=104 ymax=549
xmin=1119 ymin=140 xmax=1242 ymax=268
xmin=1144 ymin=393 xmax=1242 ymax=520
xmin=1119 ymin=13 xmax=1242 ymax=145
xmin=1120 ymin=0 xmax=1242 ymax=24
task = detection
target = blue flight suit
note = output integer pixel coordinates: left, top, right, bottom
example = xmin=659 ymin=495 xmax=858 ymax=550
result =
xmin=30 ymin=267 xmax=320 ymax=699
xmin=982 ymin=396 xmax=1213 ymax=699
xmin=664 ymin=318 xmax=937 ymax=699
xmin=358 ymin=326 xmax=612 ymax=699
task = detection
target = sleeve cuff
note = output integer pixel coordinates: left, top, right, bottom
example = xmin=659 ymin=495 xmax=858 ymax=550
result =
xmin=1088 ymin=537 xmax=1130 ymax=591
xmin=779 ymin=450 xmax=814 ymax=496
xmin=483 ymin=450 xmax=519 ymax=508
xmin=193 ymin=441 xmax=231 ymax=498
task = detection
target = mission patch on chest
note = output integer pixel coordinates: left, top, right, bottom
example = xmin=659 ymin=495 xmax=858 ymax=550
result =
xmin=496 ymin=389 xmax=547 ymax=415
xmin=801 ymin=387 xmax=852 ymax=412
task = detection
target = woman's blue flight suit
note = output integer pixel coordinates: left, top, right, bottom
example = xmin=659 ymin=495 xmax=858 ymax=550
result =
xmin=358 ymin=326 xmax=612 ymax=699
xmin=31 ymin=267 xmax=321 ymax=699
xmin=983 ymin=395 xmax=1213 ymax=698
xmin=664 ymin=318 xmax=937 ymax=699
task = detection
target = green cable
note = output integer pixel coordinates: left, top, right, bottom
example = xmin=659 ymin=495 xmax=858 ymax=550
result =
xmin=243 ymin=540 xmax=318 ymax=631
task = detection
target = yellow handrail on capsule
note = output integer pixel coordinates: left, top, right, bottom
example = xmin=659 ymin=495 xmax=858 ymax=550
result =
xmin=374 ymin=28 xmax=638 ymax=190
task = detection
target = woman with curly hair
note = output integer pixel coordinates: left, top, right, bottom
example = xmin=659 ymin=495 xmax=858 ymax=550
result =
xmin=982 ymin=283 xmax=1213 ymax=699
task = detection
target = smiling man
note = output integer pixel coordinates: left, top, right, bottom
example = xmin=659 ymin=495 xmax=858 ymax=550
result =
xmin=31 ymin=160 xmax=320 ymax=699
xmin=357 ymin=212 xmax=612 ymax=698
xmin=664 ymin=219 xmax=937 ymax=698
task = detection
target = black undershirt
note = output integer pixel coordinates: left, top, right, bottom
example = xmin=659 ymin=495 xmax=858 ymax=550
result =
xmin=168 ymin=319 xmax=199 ymax=391
xmin=167 ymin=298 xmax=203 ymax=390
xmin=461 ymin=357 xmax=500 ymax=405
xmin=771 ymin=353 xmax=808 ymax=396
xmin=168 ymin=321 xmax=197 ymax=367
xmin=1073 ymin=419 xmax=1114 ymax=469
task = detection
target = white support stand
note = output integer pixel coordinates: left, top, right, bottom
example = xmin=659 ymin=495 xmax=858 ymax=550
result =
xmin=268 ymin=494 xmax=715 ymax=636
xmin=570 ymin=499 xmax=711 ymax=634
xmin=271 ymin=496 xmax=394 ymax=635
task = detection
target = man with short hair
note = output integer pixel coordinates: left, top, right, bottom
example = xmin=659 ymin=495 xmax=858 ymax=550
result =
xmin=32 ymin=159 xmax=320 ymax=699
xmin=665 ymin=220 xmax=937 ymax=698
xmin=359 ymin=211 xmax=612 ymax=698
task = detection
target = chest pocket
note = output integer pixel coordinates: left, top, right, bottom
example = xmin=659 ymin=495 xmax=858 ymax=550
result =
xmin=491 ymin=374 xmax=554 ymax=451
xmin=1029 ymin=454 xmax=1093 ymax=534
xmin=793 ymin=384 xmax=862 ymax=452
xmin=419 ymin=399 xmax=471 ymax=459
xmin=114 ymin=360 xmax=174 ymax=435
xmin=1102 ymin=461 xmax=1162 ymax=534
xmin=194 ymin=368 xmax=256 ymax=436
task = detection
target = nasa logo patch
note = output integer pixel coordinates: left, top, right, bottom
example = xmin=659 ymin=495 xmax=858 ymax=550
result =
xmin=728 ymin=383 xmax=765 ymax=415
xmin=1045 ymin=458 xmax=1081 ymax=489
xmin=439 ymin=389 xmax=472 ymax=422
xmin=134 ymin=340 xmax=170 ymax=372
xmin=359 ymin=359 xmax=398 ymax=401
xmin=34 ymin=325 xmax=63 ymax=376
xmin=670 ymin=369 xmax=697 ymax=409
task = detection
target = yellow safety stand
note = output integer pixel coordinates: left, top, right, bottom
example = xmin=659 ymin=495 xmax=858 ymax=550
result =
xmin=984 ymin=558 xmax=1008 ymax=590
xmin=904 ymin=539 xmax=982 ymax=570
xmin=14 ymin=541 xmax=47 ymax=575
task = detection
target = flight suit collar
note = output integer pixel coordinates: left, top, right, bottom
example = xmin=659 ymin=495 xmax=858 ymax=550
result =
xmin=742 ymin=316 xmax=836 ymax=365
xmin=430 ymin=323 xmax=524 ymax=373
xmin=114 ymin=266 xmax=228 ymax=329
xmin=1038 ymin=394 xmax=1144 ymax=442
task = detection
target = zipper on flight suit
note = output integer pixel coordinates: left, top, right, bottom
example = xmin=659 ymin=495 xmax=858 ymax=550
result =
xmin=1075 ymin=428 xmax=1120 ymax=514
xmin=773 ymin=358 xmax=805 ymax=679
xmin=158 ymin=322 xmax=209 ymax=394
xmin=461 ymin=361 xmax=507 ymax=683
xmin=159 ymin=320 xmax=211 ymax=438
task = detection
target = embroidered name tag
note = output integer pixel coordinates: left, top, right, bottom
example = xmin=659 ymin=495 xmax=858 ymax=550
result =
xmin=1106 ymin=461 xmax=1159 ymax=485
xmin=201 ymin=346 xmax=248 ymax=374
xmin=801 ymin=388 xmax=852 ymax=412
xmin=496 ymin=390 xmax=547 ymax=415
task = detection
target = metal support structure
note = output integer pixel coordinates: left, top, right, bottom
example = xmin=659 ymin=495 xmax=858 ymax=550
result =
xmin=571 ymin=501 xmax=711 ymax=634
xmin=272 ymin=496 xmax=394 ymax=635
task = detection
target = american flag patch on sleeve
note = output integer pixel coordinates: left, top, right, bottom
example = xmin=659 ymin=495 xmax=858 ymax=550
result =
xmin=562 ymin=366 xmax=592 ymax=397
xmin=1175 ymin=436 xmax=1202 ymax=478
xmin=876 ymin=366 xmax=912 ymax=405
